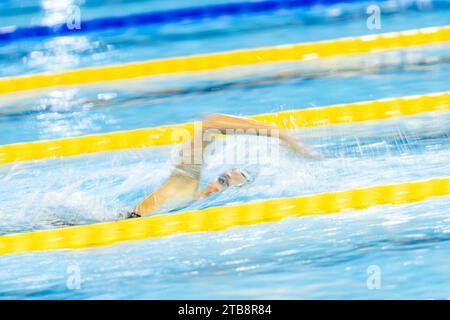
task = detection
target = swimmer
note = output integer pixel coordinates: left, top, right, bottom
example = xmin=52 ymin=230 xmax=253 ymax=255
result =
xmin=128 ymin=114 xmax=321 ymax=218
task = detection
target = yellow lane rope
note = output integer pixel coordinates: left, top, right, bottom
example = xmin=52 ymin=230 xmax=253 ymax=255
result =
xmin=0 ymin=91 xmax=448 ymax=165
xmin=0 ymin=177 xmax=448 ymax=256
xmin=1 ymin=26 xmax=449 ymax=95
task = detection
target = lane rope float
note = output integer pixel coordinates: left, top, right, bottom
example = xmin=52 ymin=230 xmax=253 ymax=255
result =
xmin=0 ymin=91 xmax=448 ymax=165
xmin=1 ymin=25 xmax=449 ymax=95
xmin=0 ymin=177 xmax=448 ymax=256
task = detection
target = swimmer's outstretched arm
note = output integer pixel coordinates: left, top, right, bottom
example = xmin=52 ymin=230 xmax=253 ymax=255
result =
xmin=203 ymin=114 xmax=321 ymax=159
xmin=133 ymin=114 xmax=320 ymax=216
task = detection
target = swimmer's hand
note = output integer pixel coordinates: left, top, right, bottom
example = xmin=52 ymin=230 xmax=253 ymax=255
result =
xmin=279 ymin=132 xmax=323 ymax=160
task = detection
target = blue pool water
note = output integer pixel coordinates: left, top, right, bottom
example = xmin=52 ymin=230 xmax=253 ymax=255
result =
xmin=2 ymin=43 xmax=450 ymax=145
xmin=1 ymin=196 xmax=450 ymax=299
xmin=0 ymin=0 xmax=449 ymax=299
xmin=1 ymin=1 xmax=450 ymax=76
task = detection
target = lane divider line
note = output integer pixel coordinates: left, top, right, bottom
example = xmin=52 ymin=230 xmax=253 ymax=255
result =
xmin=0 ymin=91 xmax=448 ymax=165
xmin=0 ymin=177 xmax=448 ymax=256
xmin=0 ymin=0 xmax=367 ymax=43
xmin=1 ymin=25 xmax=449 ymax=95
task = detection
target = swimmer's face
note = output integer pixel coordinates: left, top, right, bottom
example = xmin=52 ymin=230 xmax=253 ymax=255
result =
xmin=219 ymin=169 xmax=248 ymax=188
xmin=203 ymin=169 xmax=249 ymax=195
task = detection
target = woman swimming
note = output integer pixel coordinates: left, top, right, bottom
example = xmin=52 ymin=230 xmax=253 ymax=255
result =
xmin=128 ymin=113 xmax=320 ymax=217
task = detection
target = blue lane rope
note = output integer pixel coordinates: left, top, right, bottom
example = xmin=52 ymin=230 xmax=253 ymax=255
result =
xmin=0 ymin=0 xmax=369 ymax=44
